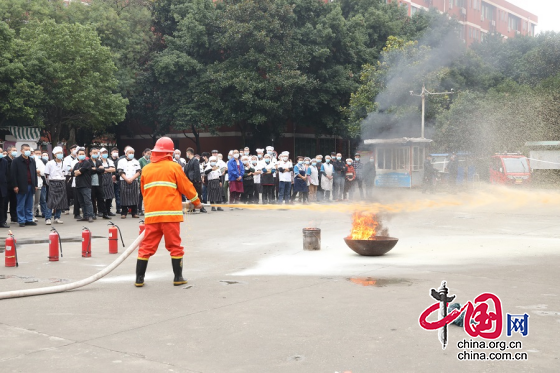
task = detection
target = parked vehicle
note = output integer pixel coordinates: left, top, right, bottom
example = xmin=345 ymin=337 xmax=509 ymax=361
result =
xmin=490 ymin=153 xmax=531 ymax=185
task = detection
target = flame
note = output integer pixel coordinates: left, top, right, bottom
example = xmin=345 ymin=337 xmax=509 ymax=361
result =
xmin=348 ymin=212 xmax=379 ymax=240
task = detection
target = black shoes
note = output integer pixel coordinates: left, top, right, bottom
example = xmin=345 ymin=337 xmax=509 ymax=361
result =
xmin=19 ymin=223 xmax=25 ymax=227
xmin=77 ymin=217 xmax=88 ymax=221
xmin=211 ymin=206 xmax=216 ymax=211
xmin=0 ymin=223 xmax=10 ymax=228
xmin=107 ymin=212 xmax=116 ymax=216
xmin=25 ymin=221 xmax=37 ymax=226
xmin=135 ymin=259 xmax=148 ymax=287
xmin=172 ymin=258 xmax=188 ymax=286
xmin=75 ymin=215 xmax=83 ymax=220
xmin=217 ymin=207 xmax=224 ymax=211
xmin=200 ymin=207 xmax=207 ymax=213
xmin=102 ymin=214 xmax=110 ymax=219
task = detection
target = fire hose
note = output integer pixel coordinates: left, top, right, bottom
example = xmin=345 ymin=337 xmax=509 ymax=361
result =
xmin=0 ymin=231 xmax=145 ymax=301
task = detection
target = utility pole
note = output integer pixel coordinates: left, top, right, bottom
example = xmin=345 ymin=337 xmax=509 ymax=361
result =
xmin=410 ymin=84 xmax=455 ymax=138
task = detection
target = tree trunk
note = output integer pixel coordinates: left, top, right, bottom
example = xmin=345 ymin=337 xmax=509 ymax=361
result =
xmin=68 ymin=126 xmax=76 ymax=150
xmin=191 ymin=124 xmax=200 ymax=153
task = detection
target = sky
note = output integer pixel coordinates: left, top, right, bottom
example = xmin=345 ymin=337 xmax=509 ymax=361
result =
xmin=507 ymin=0 xmax=560 ymax=33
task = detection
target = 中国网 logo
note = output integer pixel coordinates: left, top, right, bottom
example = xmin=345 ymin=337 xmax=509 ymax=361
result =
xmin=419 ymin=281 xmax=529 ymax=351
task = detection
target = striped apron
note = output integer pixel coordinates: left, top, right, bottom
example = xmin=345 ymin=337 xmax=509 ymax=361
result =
xmin=120 ymin=179 xmax=139 ymax=206
xmin=47 ymin=180 xmax=69 ymax=210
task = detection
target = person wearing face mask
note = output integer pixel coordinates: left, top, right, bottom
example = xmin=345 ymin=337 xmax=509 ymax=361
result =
xmin=5 ymin=146 xmax=19 ymax=224
xmin=261 ymin=154 xmax=276 ymax=204
xmin=343 ymin=158 xmax=356 ymax=201
xmin=353 ymin=152 xmax=364 ymax=200
xmin=251 ymin=155 xmax=263 ymax=203
xmin=227 ymin=150 xmax=244 ymax=205
xmin=241 ymin=156 xmax=255 ymax=204
xmin=11 ymin=144 xmax=38 ymax=227
xmin=110 ymin=147 xmax=121 ymax=214
xmin=43 ymin=146 xmax=69 ymax=224
xmin=200 ymin=152 xmax=210 ymax=204
xmin=99 ymin=148 xmax=116 ymax=216
xmin=63 ymin=144 xmax=79 ymax=215
xmin=72 ymin=148 xmax=94 ymax=222
xmin=137 ymin=148 xmax=152 ymax=216
xmin=315 ymin=155 xmax=324 ymax=202
xmin=364 ymin=154 xmax=377 ymax=199
xmin=0 ymin=147 xmax=9 ymax=228
xmin=332 ymin=152 xmax=347 ymax=202
xmin=89 ymin=147 xmax=109 ymax=220
xmin=256 ymin=148 xmax=264 ymax=160
xmin=308 ymin=158 xmax=319 ymax=202
xmin=292 ymin=156 xmax=309 ymax=204
xmin=243 ymin=147 xmax=250 ymax=157
xmin=277 ymin=152 xmax=293 ymax=204
xmin=173 ymin=149 xmax=186 ymax=168
xmin=204 ymin=156 xmax=224 ymax=211
xmin=32 ymin=149 xmax=47 ymax=222
xmin=183 ymin=147 xmax=207 ymax=213
xmin=117 ymin=147 xmax=141 ymax=218
xmin=320 ymin=155 xmax=334 ymax=202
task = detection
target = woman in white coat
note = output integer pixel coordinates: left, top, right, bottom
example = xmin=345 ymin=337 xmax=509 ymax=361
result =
xmin=320 ymin=155 xmax=334 ymax=202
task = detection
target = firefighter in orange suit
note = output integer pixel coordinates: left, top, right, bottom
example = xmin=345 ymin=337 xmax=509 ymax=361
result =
xmin=135 ymin=137 xmax=202 ymax=287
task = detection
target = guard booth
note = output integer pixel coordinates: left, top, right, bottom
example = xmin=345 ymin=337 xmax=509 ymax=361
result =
xmin=363 ymin=137 xmax=432 ymax=188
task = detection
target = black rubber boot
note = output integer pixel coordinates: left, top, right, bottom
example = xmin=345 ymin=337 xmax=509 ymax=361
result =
xmin=135 ymin=259 xmax=148 ymax=287
xmin=172 ymin=258 xmax=187 ymax=286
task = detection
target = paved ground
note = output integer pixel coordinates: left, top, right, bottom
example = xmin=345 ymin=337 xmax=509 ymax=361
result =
xmin=1 ymin=186 xmax=559 ymax=372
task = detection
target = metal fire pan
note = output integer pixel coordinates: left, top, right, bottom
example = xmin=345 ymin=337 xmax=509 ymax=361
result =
xmin=344 ymin=236 xmax=398 ymax=256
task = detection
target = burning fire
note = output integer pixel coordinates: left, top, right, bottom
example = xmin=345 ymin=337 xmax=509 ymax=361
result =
xmin=348 ymin=212 xmax=378 ymax=240
xmin=347 ymin=211 xmax=389 ymax=240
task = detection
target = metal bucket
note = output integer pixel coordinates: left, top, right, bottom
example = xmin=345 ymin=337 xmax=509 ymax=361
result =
xmin=302 ymin=228 xmax=321 ymax=251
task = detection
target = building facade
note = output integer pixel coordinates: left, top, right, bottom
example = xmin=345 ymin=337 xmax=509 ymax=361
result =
xmin=388 ymin=0 xmax=538 ymax=46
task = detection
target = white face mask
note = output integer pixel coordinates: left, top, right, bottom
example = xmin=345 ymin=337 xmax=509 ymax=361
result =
xmin=112 ymin=152 xmax=118 ymax=158
xmin=233 ymin=153 xmax=239 ymax=159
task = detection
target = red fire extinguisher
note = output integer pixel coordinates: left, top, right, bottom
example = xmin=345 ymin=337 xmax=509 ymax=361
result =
xmin=82 ymin=227 xmax=92 ymax=258
xmin=5 ymin=231 xmax=18 ymax=267
xmin=139 ymin=219 xmax=145 ymax=235
xmin=48 ymin=227 xmax=63 ymax=262
xmin=108 ymin=221 xmax=125 ymax=254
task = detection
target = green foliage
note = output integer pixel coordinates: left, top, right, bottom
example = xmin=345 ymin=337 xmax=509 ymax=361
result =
xmin=10 ymin=20 xmax=127 ymax=144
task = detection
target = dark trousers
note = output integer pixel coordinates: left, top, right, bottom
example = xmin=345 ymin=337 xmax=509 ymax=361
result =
xmin=73 ymin=187 xmax=81 ymax=217
xmin=0 ymin=194 xmax=6 ymax=224
xmin=105 ymin=199 xmax=113 ymax=213
xmin=6 ymin=188 xmax=18 ymax=222
xmin=121 ymin=205 xmax=137 ymax=217
xmin=354 ymin=179 xmax=363 ymax=199
xmin=91 ymin=185 xmax=106 ymax=215
xmin=113 ymin=182 xmax=121 ymax=212
xmin=262 ymin=185 xmax=274 ymax=204
xmin=137 ymin=191 xmax=144 ymax=213
xmin=76 ymin=187 xmax=93 ymax=218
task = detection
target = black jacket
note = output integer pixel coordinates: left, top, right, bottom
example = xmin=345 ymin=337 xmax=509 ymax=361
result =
xmin=184 ymin=157 xmax=201 ymax=183
xmin=72 ymin=159 xmax=92 ymax=188
xmin=0 ymin=157 xmax=9 ymax=197
xmin=364 ymin=161 xmax=377 ymax=182
xmin=10 ymin=155 xmax=38 ymax=194
xmin=332 ymin=159 xmax=347 ymax=177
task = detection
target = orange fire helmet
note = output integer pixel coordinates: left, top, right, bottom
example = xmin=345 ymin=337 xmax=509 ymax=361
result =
xmin=152 ymin=137 xmax=174 ymax=153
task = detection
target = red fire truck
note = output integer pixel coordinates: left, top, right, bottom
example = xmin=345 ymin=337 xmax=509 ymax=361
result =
xmin=489 ymin=153 xmax=531 ymax=185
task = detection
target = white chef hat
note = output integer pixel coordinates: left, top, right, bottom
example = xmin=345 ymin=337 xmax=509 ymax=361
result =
xmin=209 ymin=156 xmax=217 ymax=161
xmin=256 ymin=148 xmax=264 ymax=153
xmin=266 ymin=146 xmax=274 ymax=151
xmin=53 ymin=146 xmax=63 ymax=154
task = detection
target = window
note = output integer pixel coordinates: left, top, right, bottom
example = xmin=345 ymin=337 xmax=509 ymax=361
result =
xmin=393 ymin=147 xmax=410 ymax=171
xmin=412 ymin=147 xmax=425 ymax=171
xmin=509 ymin=15 xmax=519 ymax=31
xmin=411 ymin=6 xmax=420 ymax=16
xmin=295 ymin=137 xmax=316 ymax=159
xmin=377 ymin=148 xmax=393 ymax=170
xmin=481 ymin=2 xmax=494 ymax=21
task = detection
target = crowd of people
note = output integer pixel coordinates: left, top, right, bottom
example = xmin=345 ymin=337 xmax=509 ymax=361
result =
xmin=0 ymin=143 xmax=379 ymax=228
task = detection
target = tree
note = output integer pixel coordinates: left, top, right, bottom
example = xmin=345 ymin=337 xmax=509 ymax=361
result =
xmin=10 ymin=20 xmax=127 ymax=145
